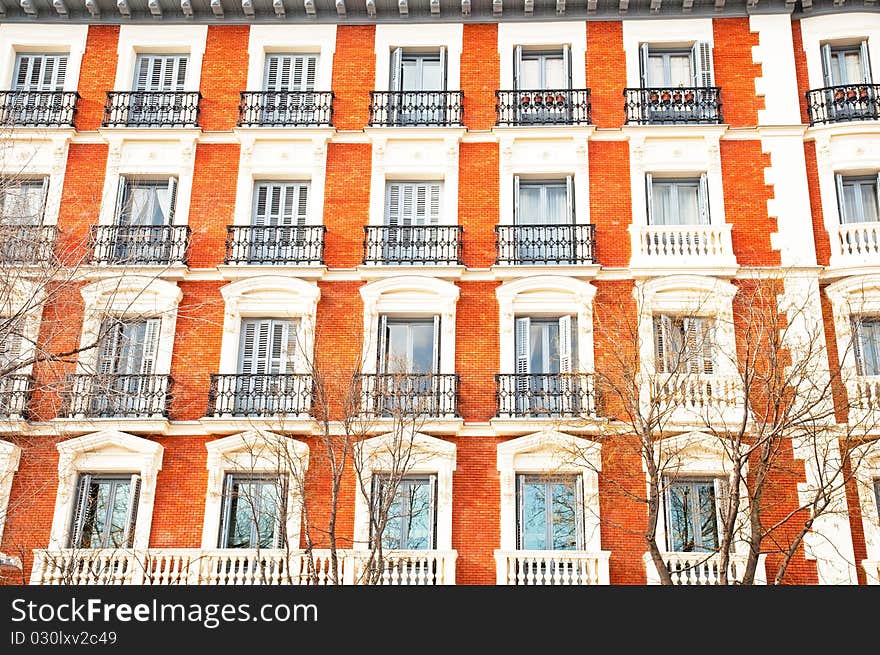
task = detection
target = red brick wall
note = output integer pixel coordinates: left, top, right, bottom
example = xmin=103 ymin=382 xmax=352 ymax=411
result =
xmin=720 ymin=140 xmax=779 ymax=266
xmin=74 ymin=26 xmax=119 ymax=131
xmin=168 ymin=282 xmax=225 ymax=421
xmin=323 ymin=143 xmax=371 ymax=269
xmin=199 ymin=26 xmax=250 ymax=132
xmin=590 ymin=141 xmax=632 ymax=268
xmin=187 ymin=144 xmax=240 ymax=268
xmin=586 ymin=22 xmax=626 ymax=128
xmin=459 ymin=143 xmax=498 ymax=268
xmin=331 ymin=26 xmax=376 ymax=131
xmin=149 ymin=436 xmax=211 ymax=548
xmin=456 ymin=282 xmax=500 ymax=423
xmin=461 ymin=24 xmax=499 ymax=131
xmin=712 ymin=18 xmax=764 ymax=128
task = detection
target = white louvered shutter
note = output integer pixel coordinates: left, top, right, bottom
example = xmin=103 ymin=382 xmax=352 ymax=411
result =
xmin=558 ymin=315 xmax=573 ymax=374
xmin=515 ymin=317 xmax=531 ymax=375
xmin=0 ymin=319 xmax=24 ymax=370
xmin=134 ymin=55 xmax=187 ymax=91
xmin=13 ymin=54 xmax=67 ymax=91
xmin=565 ymin=175 xmax=575 ymax=223
xmin=513 ymin=46 xmax=522 ymax=90
xmin=639 ymin=43 xmax=650 ymax=88
xmin=821 ymin=44 xmax=834 ymax=87
xmin=97 ymin=320 xmax=123 ymax=375
xmin=439 ymin=46 xmax=448 ymax=91
xmin=264 ymin=54 xmax=318 ymax=92
xmin=138 ymin=319 xmax=161 ymax=375
xmin=698 ymin=173 xmax=711 ymax=225
xmin=860 ymin=41 xmax=873 ymax=84
xmin=268 ymin=320 xmax=296 ymax=374
xmin=165 ymin=177 xmax=178 ymax=225
xmin=835 ymin=173 xmax=847 ymax=224
xmin=692 ymin=42 xmax=714 ymax=87
xmin=852 ymin=317 xmax=866 ymax=375
xmin=653 ymin=315 xmax=668 ymax=374
xmin=432 ymin=315 xmax=441 ymax=374
xmin=70 ymin=474 xmax=92 ymax=548
xmin=123 ymin=474 xmax=141 ymax=548
xmin=218 ymin=473 xmax=234 ymax=547
xmin=562 ymin=45 xmax=572 ymax=88
xmin=377 ymin=314 xmax=388 ymax=373
xmin=386 ymin=183 xmax=401 ymax=226
xmin=645 ymin=173 xmax=655 ymax=225
xmin=390 ymin=48 xmax=403 ymax=92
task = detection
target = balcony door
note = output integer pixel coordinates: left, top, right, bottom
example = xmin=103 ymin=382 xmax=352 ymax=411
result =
xmin=639 ymin=43 xmax=715 ymax=122
xmin=10 ymin=53 xmax=68 ymax=125
xmin=853 ymin=317 xmax=880 ymax=376
xmin=1 ymin=178 xmax=47 ymax=227
xmin=515 ymin=316 xmax=576 ymax=415
xmin=514 ymin=178 xmax=574 ymax=263
xmin=647 ymin=175 xmax=709 ymax=226
xmin=517 ymin=474 xmax=583 ymax=551
xmin=821 ymin=42 xmax=874 ymax=121
xmin=130 ymin=54 xmax=188 ymax=124
xmin=250 ymin=182 xmax=309 ymax=263
xmin=218 ymin=473 xmax=285 ymax=549
xmin=262 ymin=54 xmax=318 ymax=124
xmin=664 ymin=477 xmax=722 ymax=553
xmin=514 ymin=47 xmax=571 ymax=124
xmin=373 ymin=474 xmax=437 ymax=551
xmin=377 ymin=316 xmax=439 ymax=415
xmin=70 ymin=473 xmax=140 ymax=549
xmin=112 ymin=177 xmax=178 ymax=262
xmin=236 ymin=318 xmax=298 ymax=414
xmin=383 ymin=182 xmax=442 ymax=263
xmin=653 ymin=315 xmax=714 ymax=375
xmin=836 ymin=174 xmax=880 ymax=224
xmin=390 ymin=48 xmax=446 ymax=124
xmin=93 ymin=319 xmax=161 ymax=416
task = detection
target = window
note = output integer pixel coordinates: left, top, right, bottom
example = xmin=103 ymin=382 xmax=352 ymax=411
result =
xmin=264 ymin=54 xmax=317 ymax=93
xmin=653 ymin=315 xmax=714 ymax=375
xmin=875 ymin=479 xmax=880 ymax=521
xmin=97 ymin=319 xmax=161 ymax=377
xmin=133 ymin=54 xmax=187 ymax=92
xmin=13 ymin=53 xmax=67 ymax=91
xmin=391 ymin=49 xmax=446 ymax=92
xmin=515 ymin=178 xmax=573 ymax=226
xmin=664 ymin=477 xmax=723 ymax=552
xmin=116 ymin=177 xmax=177 ymax=227
xmin=647 ymin=175 xmax=709 ymax=226
xmin=515 ymin=48 xmax=570 ymax=91
xmin=515 ymin=316 xmax=576 ymax=376
xmin=379 ymin=316 xmax=438 ymax=375
xmin=372 ymin=474 xmax=436 ymax=550
xmin=248 ymin=182 xmax=309 ymax=262
xmin=837 ymin=175 xmax=880 ymax=224
xmin=517 ymin=474 xmax=583 ymax=550
xmin=1 ymin=178 xmax=48 ymax=226
xmin=822 ymin=42 xmax=872 ymax=86
xmin=70 ymin=474 xmax=141 ymax=549
xmin=218 ymin=473 xmax=285 ymax=549
xmin=385 ymin=181 xmax=441 ymax=227
xmin=238 ymin=318 xmax=298 ymax=376
xmin=639 ymin=43 xmax=714 ymax=88
xmin=853 ymin=317 xmax=880 ymax=376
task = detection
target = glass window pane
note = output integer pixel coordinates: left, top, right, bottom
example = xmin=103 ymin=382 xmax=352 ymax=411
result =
xmin=1 ymin=180 xmax=44 ymax=226
xmin=860 ymin=182 xmax=879 ymax=222
xmin=696 ymin=482 xmax=719 ymax=552
xmin=544 ymin=185 xmax=568 ymax=224
xmin=843 ymin=51 xmax=865 ymax=84
xmin=121 ymin=181 xmax=169 ymax=226
xmin=841 ymin=184 xmax=859 ymax=223
xmin=551 ymin=481 xmax=578 ymax=550
xmin=385 ymin=323 xmax=410 ymax=373
xmin=224 ymin=475 xmax=281 ymax=548
xmin=647 ymin=56 xmax=665 ymax=86
xmin=520 ymin=58 xmax=541 ymax=88
xmin=106 ymin=481 xmax=131 ymax=549
xmin=543 ymin=56 xmax=566 ymax=88
xmin=410 ymin=322 xmax=435 ymax=374
xmin=403 ymin=480 xmax=432 ymax=549
xmin=522 ymin=480 xmax=548 ymax=550
xmin=518 ymin=185 xmax=543 ymax=224
xmin=651 ymin=183 xmax=674 ymax=225
xmin=860 ymin=320 xmax=880 ymax=376
xmin=677 ymin=184 xmax=700 ymax=225
xmin=669 ymin=55 xmax=691 ymax=87
xmin=419 ymin=59 xmax=442 ymax=91
xmin=400 ymin=59 xmax=418 ymax=90
xmin=667 ymin=483 xmax=692 ymax=551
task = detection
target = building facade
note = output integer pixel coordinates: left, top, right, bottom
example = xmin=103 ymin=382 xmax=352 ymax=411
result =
xmin=1 ymin=0 xmax=879 ymax=585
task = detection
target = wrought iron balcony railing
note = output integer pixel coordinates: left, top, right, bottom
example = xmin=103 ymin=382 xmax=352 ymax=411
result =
xmin=624 ymin=87 xmax=722 ymax=125
xmin=363 ymin=225 xmax=463 ymax=265
xmin=238 ymin=91 xmax=334 ymax=127
xmin=495 ymin=89 xmax=591 ymax=126
xmin=103 ymin=91 xmax=201 ymax=128
xmin=357 ymin=373 xmax=459 ymax=418
xmin=495 ymin=224 xmax=596 ymax=265
xmin=496 ymin=373 xmax=595 ymax=418
xmin=62 ymin=374 xmax=172 ymax=419
xmin=224 ymin=225 xmax=326 ymax=265
xmin=89 ymin=225 xmax=190 ymax=265
xmin=806 ymin=84 xmax=880 ymax=125
xmin=368 ymin=91 xmax=463 ymax=127
xmin=0 ymin=91 xmax=79 ymax=127
xmin=208 ymin=374 xmax=313 ymax=417
xmin=0 ymin=226 xmax=57 ymax=263
xmin=0 ymin=375 xmax=32 ymax=419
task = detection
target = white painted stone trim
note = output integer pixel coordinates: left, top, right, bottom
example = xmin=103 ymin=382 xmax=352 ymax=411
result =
xmin=750 ymin=14 xmax=799 ymax=126
xmin=359 ymin=276 xmax=460 ymax=375
xmin=0 ymin=439 xmax=22 ymax=549
xmin=799 ymin=13 xmax=880 ymax=93
xmin=217 ymin=276 xmax=320 ymax=375
xmin=245 ymin=25 xmax=337 ymax=91
xmin=49 ymin=430 xmax=164 ymax=550
xmin=495 ymin=275 xmax=596 ymax=374
xmin=373 ymin=24 xmax=463 ymax=91
xmin=114 ymin=25 xmax=208 ymax=92
xmin=0 ymin=24 xmax=88 ymax=93
xmin=497 ymin=22 xmax=587 ymax=89
xmin=0 ymin=134 xmax=75 ymax=229
xmin=352 ymin=430 xmax=456 ymax=551
xmin=202 ymin=431 xmax=309 ymax=550
xmin=621 ymin=18 xmax=714 ymax=89
xmin=496 ymin=429 xmax=602 ymax=552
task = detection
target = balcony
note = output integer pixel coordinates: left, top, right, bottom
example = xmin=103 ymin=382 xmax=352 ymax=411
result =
xmin=225 ymin=225 xmax=326 ymax=265
xmin=357 ymin=373 xmax=459 ymax=419
xmin=0 ymin=226 xmax=57 ymax=264
xmin=863 ymin=560 xmax=880 ymax=585
xmin=238 ymin=91 xmax=334 ymax=127
xmin=0 ymin=375 xmax=31 ymax=420
xmin=90 ymin=225 xmax=190 ymax=266
xmin=208 ymin=374 xmax=313 ymax=417
xmin=102 ymin=91 xmax=201 ymax=128
xmin=495 ymin=89 xmax=591 ymax=126
xmin=363 ymin=225 xmax=462 ymax=266
xmin=495 ymin=224 xmax=596 ymax=266
xmin=629 ymin=223 xmax=736 ymax=273
xmin=495 ymin=551 xmax=610 ymax=585
xmin=650 ymin=374 xmax=743 ymax=425
xmin=806 ymin=84 xmax=880 ymax=126
xmin=61 ymin=374 xmax=171 ymax=419
xmin=830 ymin=222 xmax=880 ymax=270
xmin=30 ymin=548 xmax=456 ymax=585
xmin=624 ymin=87 xmax=722 ymax=125
xmin=0 ymin=90 xmax=78 ymax=127
xmin=644 ymin=552 xmax=767 ymax=585
xmin=846 ymin=377 xmax=880 ymax=426
xmin=368 ymin=91 xmax=463 ymax=127
xmin=496 ymin=374 xmax=595 ymax=418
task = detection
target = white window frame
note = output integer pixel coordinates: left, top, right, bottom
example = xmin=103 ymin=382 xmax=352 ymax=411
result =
xmin=76 ymin=277 xmax=181 ymax=378
xmin=496 ymin=276 xmax=595 ymax=376
xmin=0 ymin=439 xmax=22 ymax=548
xmin=217 ymin=276 xmax=319 ymax=376
xmin=49 ymin=430 xmax=163 ymax=550
xmin=353 ymin=430 xmax=456 ymax=552
xmin=202 ymin=431 xmax=308 ymax=550
xmin=852 ymin=439 xmax=880 ymax=583
xmin=496 ymin=430 xmax=603 ymax=554
xmin=360 ymin=276 xmax=459 ymax=376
